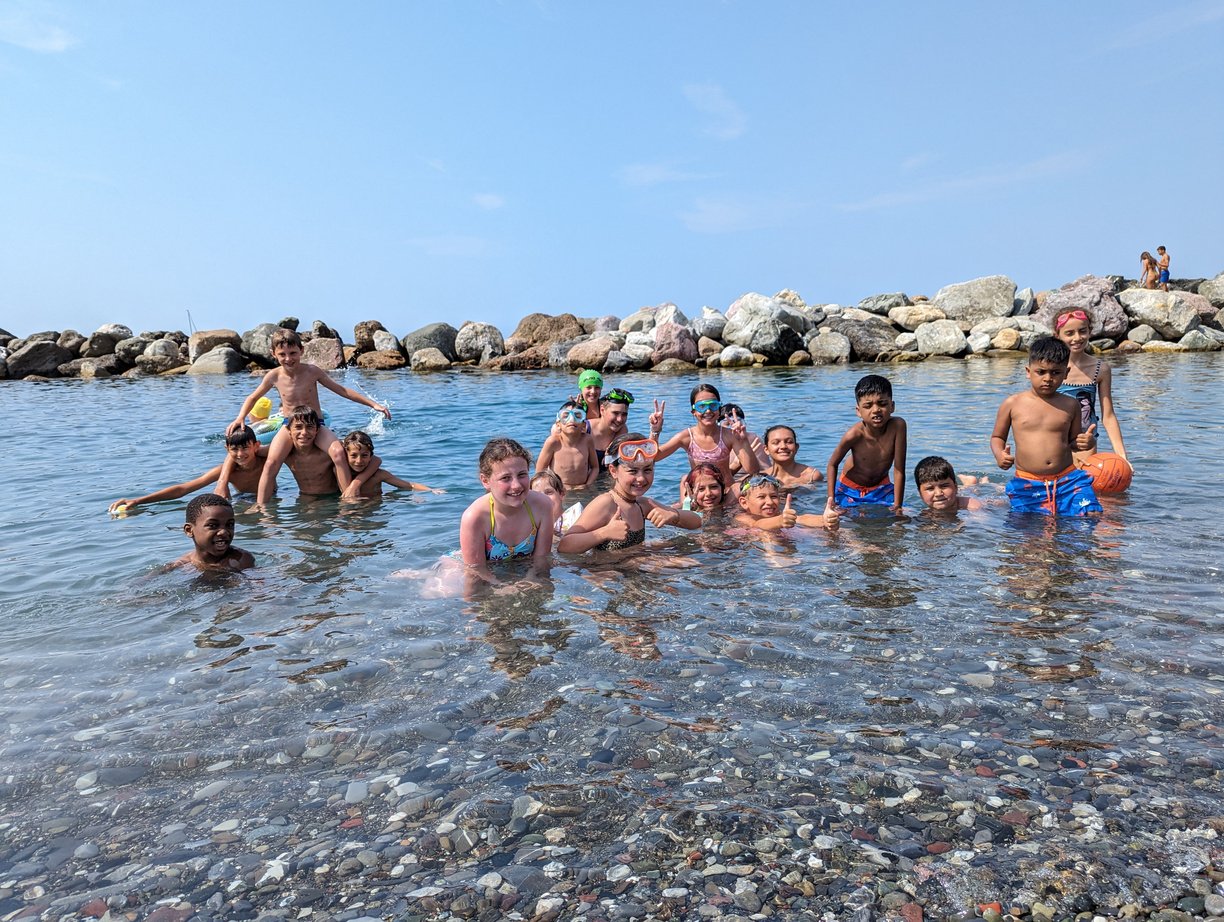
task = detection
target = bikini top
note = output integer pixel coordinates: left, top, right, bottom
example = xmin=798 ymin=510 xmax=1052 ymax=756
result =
xmin=1057 ymin=359 xmax=1101 ymax=430
xmin=686 ymin=426 xmax=730 ymax=465
xmin=486 ymin=496 xmax=538 ymax=561
xmin=594 ymin=499 xmax=647 ymax=551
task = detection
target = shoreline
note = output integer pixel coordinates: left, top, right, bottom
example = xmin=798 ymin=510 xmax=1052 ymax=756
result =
xmin=2 ymin=271 xmax=1222 ymax=382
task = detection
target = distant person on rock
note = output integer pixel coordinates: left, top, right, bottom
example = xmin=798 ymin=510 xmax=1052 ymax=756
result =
xmin=1157 ymin=245 xmax=1171 ymax=291
xmin=1140 ymin=251 xmax=1158 ymax=289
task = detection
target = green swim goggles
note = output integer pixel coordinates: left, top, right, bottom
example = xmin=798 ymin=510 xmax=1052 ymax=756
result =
xmin=740 ymin=473 xmax=781 ymax=494
xmin=604 ymin=388 xmax=635 ymax=405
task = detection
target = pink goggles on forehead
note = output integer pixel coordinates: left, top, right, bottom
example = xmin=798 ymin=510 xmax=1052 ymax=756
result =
xmin=1055 ymin=309 xmax=1088 ymax=330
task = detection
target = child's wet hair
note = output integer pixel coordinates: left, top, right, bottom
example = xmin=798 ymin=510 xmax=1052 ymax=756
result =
xmin=914 ymin=456 xmax=956 ymax=487
xmin=606 ymin=431 xmax=649 ymax=467
xmin=684 ymin=462 xmax=725 ymax=494
xmin=1028 ymin=336 xmax=1070 ymax=365
xmin=225 ymin=426 xmax=258 ymax=448
xmin=855 ymin=374 xmax=892 ymax=401
xmin=763 ymin=424 xmax=796 ymax=443
xmin=531 ymin=470 xmax=564 ymax=494
xmin=478 ymin=437 xmax=532 ymax=477
xmin=271 ymin=328 xmax=303 ymax=351
xmin=719 ymin=402 xmax=744 ymax=421
xmin=689 ymin=382 xmax=721 ymax=404
xmin=1053 ymin=305 xmax=1094 ymax=329
xmin=559 ymin=399 xmax=581 ymax=412
xmin=343 ymin=430 xmax=374 ymax=451
xmin=286 ymin=405 xmax=321 ymax=428
xmin=186 ymin=493 xmax=232 ymax=524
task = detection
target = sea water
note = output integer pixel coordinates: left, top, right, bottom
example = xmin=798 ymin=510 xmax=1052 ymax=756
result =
xmin=1 ymin=355 xmax=1222 ymax=915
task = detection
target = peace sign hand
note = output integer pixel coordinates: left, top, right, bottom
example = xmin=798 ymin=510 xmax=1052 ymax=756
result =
xmin=648 ymin=399 xmax=665 ymax=434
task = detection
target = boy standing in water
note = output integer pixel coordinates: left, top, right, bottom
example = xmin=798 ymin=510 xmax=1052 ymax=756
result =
xmin=280 ymin=406 xmax=343 ymax=499
xmin=826 ymin=375 xmax=907 ymax=513
xmin=227 ymin=329 xmax=391 ymax=504
xmin=591 ymin=388 xmax=633 ymax=467
xmin=173 ymin=494 xmax=254 ymax=571
xmin=991 ymin=337 xmax=1102 ymax=516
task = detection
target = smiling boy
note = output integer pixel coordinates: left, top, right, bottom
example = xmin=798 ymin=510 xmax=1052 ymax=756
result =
xmin=537 ymin=401 xmax=599 ymax=489
xmin=913 ymin=456 xmax=983 ymax=514
xmin=281 ymin=406 xmax=343 ymax=498
xmin=991 ymin=337 xmax=1102 ymax=516
xmin=173 ymin=494 xmax=254 ymax=571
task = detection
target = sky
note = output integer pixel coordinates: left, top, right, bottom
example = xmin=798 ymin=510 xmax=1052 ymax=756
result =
xmin=1 ymin=1 xmax=1222 ymax=340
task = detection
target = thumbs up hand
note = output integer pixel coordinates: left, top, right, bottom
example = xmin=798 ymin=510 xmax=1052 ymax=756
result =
xmin=780 ymin=493 xmax=796 ymax=528
xmin=1076 ymin=423 xmax=1098 ymax=451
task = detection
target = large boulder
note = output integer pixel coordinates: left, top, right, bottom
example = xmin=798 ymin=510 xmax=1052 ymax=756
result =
xmin=372 ymin=330 xmax=402 ymax=353
xmin=654 ymin=303 xmax=688 ymax=327
xmin=593 ymin=315 xmax=620 ymax=333
xmin=488 ymin=345 xmax=551 ymax=371
xmin=602 ymin=350 xmax=635 ymax=373
xmin=303 ymin=336 xmax=344 ymax=370
xmin=888 ymin=305 xmax=945 ymax=331
xmin=25 ymin=331 xmax=59 ymax=345
xmin=1117 ymin=290 xmax=1201 ymax=339
xmin=79 ymin=357 xmax=120 ymax=379
xmin=188 ymin=345 xmax=246 ymax=374
xmin=932 ymin=275 xmax=1017 ymax=328
xmin=113 ymin=336 xmax=149 ymax=364
xmin=80 ymin=332 xmax=118 ymax=358
xmin=1177 ymin=290 xmax=1217 ymax=321
xmin=454 ymin=321 xmax=506 ymax=363
xmin=820 ymin=309 xmax=899 ymax=361
xmin=1036 ymin=276 xmax=1128 ymax=339
xmin=970 ymin=316 xmax=1048 ymax=338
xmin=410 ymin=347 xmax=451 ymax=371
xmin=697 ymin=335 xmax=723 ymax=358
xmin=1198 ymin=273 xmax=1224 ymax=309
xmin=57 ymin=330 xmax=87 ymax=354
xmin=1178 ymin=329 xmax=1220 ymax=352
xmin=858 ymin=292 xmax=910 ymax=315
xmin=721 ymin=315 xmax=803 ymax=363
xmin=96 ymin=323 xmax=133 ymax=340
xmin=718 ymin=345 xmax=755 ymax=368
xmin=508 ymin=313 xmax=584 ymax=352
xmin=619 ymin=306 xmax=658 ymax=334
xmin=803 ymin=329 xmax=851 ymax=364
xmin=651 ymin=322 xmax=699 ymax=365
xmin=726 ymin=292 xmax=813 ymax=336
xmin=1127 ymin=324 xmax=1160 ymax=345
xmin=652 ymin=357 xmax=698 ymax=374
xmin=353 ymin=320 xmax=387 ymax=353
xmin=621 ymin=342 xmax=655 ymax=368
xmin=135 ymin=349 xmax=187 ymax=374
xmin=1014 ymin=287 xmax=1037 ymax=316
xmin=915 ymin=320 xmax=969 ymax=356
xmin=399 ymin=323 xmax=458 ymax=362
xmin=691 ymin=307 xmax=728 ymax=341
xmin=312 ymin=320 xmax=341 ymax=341
xmin=357 ymin=349 xmax=408 ymax=370
xmin=241 ymin=324 xmax=282 ymax=366
xmin=566 ymin=336 xmax=617 ymax=371
xmin=143 ymin=338 xmax=181 ymax=360
xmin=188 ymin=329 xmax=241 ymax=363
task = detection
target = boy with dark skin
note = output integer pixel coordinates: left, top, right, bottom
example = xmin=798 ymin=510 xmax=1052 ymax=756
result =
xmin=280 ymin=406 xmax=342 ymax=499
xmin=826 ymin=375 xmax=907 ymax=514
xmin=110 ymin=427 xmax=269 ymax=513
xmin=172 ymin=494 xmax=254 ymax=572
xmin=991 ymin=337 xmax=1102 ymax=516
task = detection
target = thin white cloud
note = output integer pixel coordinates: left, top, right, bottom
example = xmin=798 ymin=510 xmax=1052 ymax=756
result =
xmin=679 ymin=196 xmax=781 ymax=234
xmin=405 ymin=235 xmax=488 ymax=258
xmin=900 ymin=152 xmax=939 ymax=174
xmin=472 ymin=193 xmax=505 ymax=210
xmin=683 ymin=82 xmax=747 ymax=140
xmin=836 ymin=152 xmax=1090 ymax=213
xmin=0 ymin=3 xmax=77 ymax=53
xmin=423 ymin=158 xmax=447 ymax=173
xmin=618 ymin=162 xmax=719 ymax=187
xmin=1108 ymin=0 xmax=1224 ymax=48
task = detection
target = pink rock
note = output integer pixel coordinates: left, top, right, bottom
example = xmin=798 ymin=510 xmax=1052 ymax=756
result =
xmin=651 ymin=322 xmax=698 ymax=365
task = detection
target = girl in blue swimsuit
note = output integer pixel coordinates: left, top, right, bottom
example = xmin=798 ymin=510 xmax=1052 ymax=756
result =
xmin=1053 ymin=307 xmax=1132 ymax=473
xmin=458 ymin=438 xmax=553 ymax=585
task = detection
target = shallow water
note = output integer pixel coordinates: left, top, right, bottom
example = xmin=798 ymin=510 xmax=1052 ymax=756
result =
xmin=2 ymin=356 xmax=1222 ymax=918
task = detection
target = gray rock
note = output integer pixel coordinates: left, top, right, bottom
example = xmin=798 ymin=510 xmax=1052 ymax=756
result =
xmin=371 ymin=330 xmax=401 ymax=353
xmin=621 ymin=342 xmax=655 ymax=368
xmin=603 ymin=350 xmax=635 ymax=373
xmin=95 ymin=323 xmax=133 ymax=339
xmin=967 ymin=331 xmax=992 ymax=354
xmin=625 ymin=329 xmax=656 ymax=347
xmin=803 ymin=329 xmax=851 ymax=364
xmin=888 ymin=304 xmax=945 ymax=331
xmin=652 ymin=357 xmax=699 ymax=374
xmin=820 ymin=310 xmax=899 ymax=360
xmin=311 ymin=319 xmax=340 ymax=340
xmin=719 ymin=345 xmax=755 ymax=367
xmin=113 ymin=337 xmax=149 ymax=364
xmin=352 ymin=320 xmax=387 ymax=352
xmin=567 ymin=336 xmax=617 ymax=371
xmin=1127 ymin=324 xmax=1160 ymax=344
xmin=858 ymin=292 xmax=910 ymax=315
xmin=726 ymin=291 xmax=813 ymax=335
xmin=970 ymin=315 xmax=1049 ymax=337
xmin=1178 ymin=289 xmax=1217 ymax=320
xmin=80 ymin=332 xmax=119 ymax=358
xmin=188 ymin=345 xmax=246 ymax=374
xmin=277 ymin=316 xmax=299 ymax=331
xmin=895 ymin=332 xmax=918 ymax=351
xmin=619 ymin=306 xmax=658 ymax=334
xmin=6 ymin=340 xmax=73 ymax=377
xmin=1199 ymin=272 xmax=1224 ymax=308
xmin=241 ymin=324 xmax=283 ymax=365
xmin=58 ymin=329 xmax=87 ymax=353
xmin=454 ymin=321 xmax=505 ymax=363
xmin=1014 ymin=287 xmax=1036 ymax=315
xmin=143 ymin=338 xmax=181 ymax=360
xmin=932 ymin=275 xmax=1017 ymax=327
xmin=593 ymin=314 xmax=620 ymax=333
xmin=1178 ymin=329 xmax=1220 ymax=351
xmin=56 ymin=357 xmax=92 ymax=377
xmin=303 ymin=336 xmax=344 ymax=370
xmin=1117 ymin=290 xmax=1201 ymax=339
xmin=400 ymin=322 xmax=459 ymax=362
xmin=651 ymin=321 xmax=698 ymax=365
xmin=654 ymin=302 xmax=688 ymax=327
xmin=79 ymin=358 xmax=119 ymax=379
xmin=134 ymin=352 xmax=187 ymax=374
xmin=690 ymin=307 xmax=727 ymax=341
xmin=188 ymin=329 xmax=242 ymax=363
xmin=0 ymin=358 xmax=6 ymax=379
xmin=549 ymin=337 xmax=588 ymax=368
xmin=915 ymin=319 xmax=968 ymax=356
xmin=410 ymin=347 xmax=452 ymax=371
xmin=1037 ymin=275 xmax=1129 ymax=339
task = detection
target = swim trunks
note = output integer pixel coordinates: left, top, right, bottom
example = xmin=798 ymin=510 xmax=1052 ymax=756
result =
xmin=486 ymin=496 xmax=538 ymax=560
xmin=1006 ymin=465 xmax=1102 ymax=516
xmin=834 ymin=474 xmax=894 ymax=508
xmin=1158 ymin=269 xmax=1170 ymax=285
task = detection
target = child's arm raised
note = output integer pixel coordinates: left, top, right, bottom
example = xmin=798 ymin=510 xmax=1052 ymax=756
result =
xmin=990 ymin=400 xmax=1016 ymax=470
xmin=647 ymin=399 xmax=689 ymax=461
xmin=317 ymin=370 xmax=392 ymax=420
xmin=228 ymin=372 xmax=278 ymax=436
xmin=744 ymin=494 xmax=799 ymax=531
xmin=727 ymin=428 xmax=761 ymax=476
xmin=643 ymin=497 xmax=702 ymax=530
xmin=890 ymin=418 xmax=908 ymax=513
xmin=109 ymin=466 xmax=223 ymax=513
xmin=1094 ymin=364 xmax=1130 ymax=468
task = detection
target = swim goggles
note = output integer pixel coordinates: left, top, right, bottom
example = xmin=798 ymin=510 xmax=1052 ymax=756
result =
xmin=691 ymin=399 xmax=722 ymax=414
xmin=604 ymin=388 xmax=635 ymax=405
xmin=611 ymin=438 xmax=659 ymax=465
xmin=1055 ymin=309 xmax=1088 ymax=330
xmin=739 ymin=473 xmax=781 ymax=494
xmin=557 ymin=407 xmax=587 ymax=423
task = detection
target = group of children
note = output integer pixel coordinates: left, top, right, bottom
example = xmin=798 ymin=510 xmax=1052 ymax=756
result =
xmin=113 ymin=308 xmax=1131 ymax=575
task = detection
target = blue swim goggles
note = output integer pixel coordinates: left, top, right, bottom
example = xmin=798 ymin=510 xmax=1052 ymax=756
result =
xmin=557 ymin=407 xmax=587 ymax=423
xmin=691 ymin=399 xmax=722 ymax=414
xmin=739 ymin=473 xmax=781 ymax=494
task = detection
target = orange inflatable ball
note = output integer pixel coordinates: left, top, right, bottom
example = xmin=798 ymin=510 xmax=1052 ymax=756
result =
xmin=1083 ymin=452 xmax=1132 ymax=493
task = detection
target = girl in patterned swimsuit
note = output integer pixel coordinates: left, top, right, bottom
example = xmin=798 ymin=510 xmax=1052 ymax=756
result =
xmin=648 ymin=384 xmax=761 ymax=498
xmin=458 ymin=438 xmax=554 ymax=585
xmin=1052 ymin=307 xmax=1132 ymax=473
xmin=559 ymin=433 xmax=702 ymax=553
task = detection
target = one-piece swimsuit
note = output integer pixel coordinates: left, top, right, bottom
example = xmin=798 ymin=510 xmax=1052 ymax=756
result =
xmin=485 ymin=496 xmax=537 ymax=560
xmin=594 ymin=499 xmax=647 ymax=551
xmin=686 ymin=426 xmax=730 ymax=466
xmin=1056 ymin=359 xmax=1101 ymax=431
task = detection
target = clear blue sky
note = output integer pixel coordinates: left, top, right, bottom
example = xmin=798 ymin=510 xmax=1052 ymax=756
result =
xmin=2 ymin=1 xmax=1221 ymax=339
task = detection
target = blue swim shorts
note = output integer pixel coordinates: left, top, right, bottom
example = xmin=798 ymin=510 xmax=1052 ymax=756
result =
xmin=1159 ymin=269 xmax=1170 ymax=284
xmin=1006 ymin=465 xmax=1102 ymax=516
xmin=835 ymin=474 xmax=894 ymax=508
